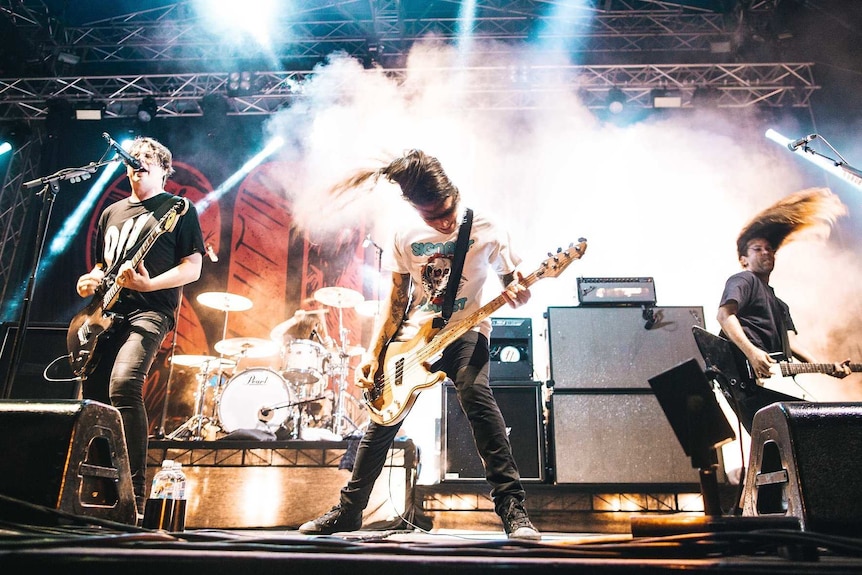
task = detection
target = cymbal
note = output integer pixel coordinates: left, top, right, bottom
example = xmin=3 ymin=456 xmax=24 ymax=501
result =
xmin=270 ymin=310 xmax=328 ymax=342
xmin=196 ymin=292 xmax=253 ymax=312
xmin=214 ymin=337 xmax=279 ymax=358
xmin=355 ymin=300 xmax=381 ymax=317
xmin=170 ymin=354 xmax=237 ymax=370
xmin=314 ymin=286 xmax=364 ymax=309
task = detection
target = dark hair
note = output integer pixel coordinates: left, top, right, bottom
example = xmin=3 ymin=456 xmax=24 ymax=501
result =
xmin=735 ymin=188 xmax=846 ymax=258
xmin=329 ymin=149 xmax=459 ymax=206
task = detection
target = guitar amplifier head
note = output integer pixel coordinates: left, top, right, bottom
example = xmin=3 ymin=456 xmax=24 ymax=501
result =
xmin=577 ymin=277 xmax=657 ymax=306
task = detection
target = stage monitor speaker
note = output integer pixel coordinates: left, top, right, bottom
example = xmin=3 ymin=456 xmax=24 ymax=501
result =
xmin=490 ymin=317 xmax=533 ymax=381
xmin=551 ymin=391 xmax=700 ymax=485
xmin=0 ymin=399 xmax=136 ymax=524
xmin=0 ymin=323 xmax=77 ymax=400
xmin=742 ymin=402 xmax=862 ymax=534
xmin=547 ymin=306 xmax=705 ymax=390
xmin=443 ymin=382 xmax=545 ymax=482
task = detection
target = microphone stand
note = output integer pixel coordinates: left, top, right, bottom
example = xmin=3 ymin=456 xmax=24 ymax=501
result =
xmin=3 ymin=159 xmax=111 ymax=397
xmin=795 ymin=134 xmax=862 ymax=189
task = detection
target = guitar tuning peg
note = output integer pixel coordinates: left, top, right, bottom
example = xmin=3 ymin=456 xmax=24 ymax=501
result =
xmin=547 ymin=252 xmax=553 ymax=257
xmin=556 ymin=247 xmax=562 ymax=253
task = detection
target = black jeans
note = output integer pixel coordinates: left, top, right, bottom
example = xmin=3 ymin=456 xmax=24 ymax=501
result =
xmin=340 ymin=331 xmax=526 ymax=517
xmin=81 ymin=310 xmax=172 ymax=505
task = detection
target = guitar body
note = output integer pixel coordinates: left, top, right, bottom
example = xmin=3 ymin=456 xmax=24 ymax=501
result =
xmin=67 ymin=293 xmax=118 ymax=377
xmin=364 ymin=322 xmax=449 ymax=426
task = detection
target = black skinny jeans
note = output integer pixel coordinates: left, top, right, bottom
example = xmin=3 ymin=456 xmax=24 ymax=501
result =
xmin=81 ymin=310 xmax=171 ymax=504
xmin=340 ymin=331 xmax=526 ymax=517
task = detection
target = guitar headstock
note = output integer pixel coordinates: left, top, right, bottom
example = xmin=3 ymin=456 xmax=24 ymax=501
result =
xmin=160 ymin=198 xmax=190 ymax=234
xmin=537 ymin=238 xmax=587 ymax=279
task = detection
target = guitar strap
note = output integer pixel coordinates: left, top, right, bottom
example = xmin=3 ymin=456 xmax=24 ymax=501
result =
xmin=104 ymin=194 xmax=182 ymax=277
xmin=434 ymin=207 xmax=473 ymax=329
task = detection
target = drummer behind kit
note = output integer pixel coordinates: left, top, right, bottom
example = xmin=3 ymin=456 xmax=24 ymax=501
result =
xmin=166 ymin=287 xmax=368 ymax=441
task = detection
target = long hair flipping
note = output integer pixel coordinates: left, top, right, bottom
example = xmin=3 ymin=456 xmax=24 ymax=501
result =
xmin=736 ymin=187 xmax=847 ymax=257
xmin=329 ymin=149 xmax=459 ymax=206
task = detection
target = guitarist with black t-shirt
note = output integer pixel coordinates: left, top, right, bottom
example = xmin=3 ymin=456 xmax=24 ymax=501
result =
xmin=74 ymin=137 xmax=204 ymax=520
xmin=716 ymin=188 xmax=851 ymax=432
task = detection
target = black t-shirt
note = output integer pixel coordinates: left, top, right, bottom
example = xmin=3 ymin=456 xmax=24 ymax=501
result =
xmin=719 ymin=270 xmax=796 ymax=358
xmin=96 ymin=192 xmax=205 ymax=323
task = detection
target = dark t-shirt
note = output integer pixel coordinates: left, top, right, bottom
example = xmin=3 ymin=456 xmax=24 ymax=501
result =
xmin=719 ymin=270 xmax=796 ymax=358
xmin=96 ymin=192 xmax=205 ymax=323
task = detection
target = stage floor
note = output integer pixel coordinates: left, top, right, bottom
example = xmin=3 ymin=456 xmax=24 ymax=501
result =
xmin=2 ymin=508 xmax=862 ymax=575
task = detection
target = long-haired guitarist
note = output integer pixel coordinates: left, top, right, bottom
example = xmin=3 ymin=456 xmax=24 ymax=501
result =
xmin=298 ymin=149 xmax=540 ymax=540
xmin=716 ymin=188 xmax=851 ymax=432
xmin=74 ymin=137 xmax=205 ymax=519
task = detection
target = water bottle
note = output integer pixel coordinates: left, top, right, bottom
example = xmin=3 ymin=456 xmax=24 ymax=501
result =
xmin=142 ymin=460 xmax=187 ymax=531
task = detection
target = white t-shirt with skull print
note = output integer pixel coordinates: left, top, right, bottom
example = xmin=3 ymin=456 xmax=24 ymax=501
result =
xmin=387 ymin=207 xmax=521 ymax=342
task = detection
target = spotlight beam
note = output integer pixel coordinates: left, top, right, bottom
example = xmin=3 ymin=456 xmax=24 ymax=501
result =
xmin=198 ymin=136 xmax=285 ymax=213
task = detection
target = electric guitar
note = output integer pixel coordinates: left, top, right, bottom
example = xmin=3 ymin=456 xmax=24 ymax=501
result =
xmin=363 ymin=239 xmax=588 ymax=426
xmin=67 ymin=198 xmax=189 ymax=377
xmin=693 ymin=326 xmax=860 ymax=394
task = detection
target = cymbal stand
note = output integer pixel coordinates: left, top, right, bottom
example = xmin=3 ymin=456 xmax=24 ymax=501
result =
xmin=330 ymin=306 xmax=359 ymax=437
xmin=167 ymin=360 xmax=218 ymax=440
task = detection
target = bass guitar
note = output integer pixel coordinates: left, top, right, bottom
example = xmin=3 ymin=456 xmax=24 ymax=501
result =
xmin=67 ymin=198 xmax=189 ymax=377
xmin=363 ymin=239 xmax=587 ymax=426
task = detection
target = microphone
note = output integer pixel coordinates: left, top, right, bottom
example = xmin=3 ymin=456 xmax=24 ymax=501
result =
xmin=362 ymin=234 xmax=372 ymax=248
xmin=205 ymin=243 xmax=219 ymax=263
xmin=102 ymin=132 xmax=144 ymax=171
xmin=258 ymin=406 xmax=273 ymax=422
xmin=787 ymin=134 xmax=817 ymax=151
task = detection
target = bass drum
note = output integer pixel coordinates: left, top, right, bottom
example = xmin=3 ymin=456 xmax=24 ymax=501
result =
xmin=218 ymin=368 xmax=293 ymax=432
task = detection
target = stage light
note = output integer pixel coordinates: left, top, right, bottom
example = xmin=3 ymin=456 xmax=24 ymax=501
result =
xmin=651 ymin=89 xmax=682 ymax=109
xmin=0 ymin=142 xmax=10 ymax=156
xmin=607 ymin=88 xmax=625 ymax=114
xmin=227 ymin=71 xmax=253 ymax=97
xmin=137 ymin=97 xmax=158 ymax=123
xmin=75 ymin=101 xmax=105 ymax=121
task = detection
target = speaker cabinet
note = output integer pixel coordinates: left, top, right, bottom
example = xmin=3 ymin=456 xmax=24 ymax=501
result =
xmin=0 ymin=400 xmax=136 ymax=524
xmin=0 ymin=323 xmax=77 ymax=399
xmin=443 ymin=382 xmax=545 ymax=482
xmin=490 ymin=317 xmax=533 ymax=381
xmin=550 ymin=391 xmax=699 ymax=484
xmin=742 ymin=402 xmax=862 ymax=534
xmin=547 ymin=306 xmax=705 ymax=390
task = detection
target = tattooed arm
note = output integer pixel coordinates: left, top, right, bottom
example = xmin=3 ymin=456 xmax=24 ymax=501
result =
xmin=355 ymin=272 xmax=410 ymax=388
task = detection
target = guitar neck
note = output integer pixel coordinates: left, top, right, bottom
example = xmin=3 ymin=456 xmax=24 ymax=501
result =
xmin=779 ymin=362 xmax=862 ymax=377
xmin=101 ymin=201 xmax=181 ymax=311
xmin=421 ymin=268 xmax=543 ymax=361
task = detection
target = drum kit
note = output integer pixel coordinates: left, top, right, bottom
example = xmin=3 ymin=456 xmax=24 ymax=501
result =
xmin=166 ymin=286 xmax=369 ymax=441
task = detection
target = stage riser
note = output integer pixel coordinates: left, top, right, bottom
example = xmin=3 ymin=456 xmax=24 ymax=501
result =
xmin=146 ymin=440 xmax=416 ymax=529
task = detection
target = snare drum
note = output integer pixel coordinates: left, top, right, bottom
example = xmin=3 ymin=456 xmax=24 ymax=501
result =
xmin=281 ymin=339 xmax=329 ymax=388
xmin=218 ymin=368 xmax=293 ymax=432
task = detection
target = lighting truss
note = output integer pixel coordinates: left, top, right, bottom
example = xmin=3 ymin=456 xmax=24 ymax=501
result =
xmin=0 ymin=62 xmax=817 ymax=121
xmin=1 ymin=0 xmax=768 ymax=70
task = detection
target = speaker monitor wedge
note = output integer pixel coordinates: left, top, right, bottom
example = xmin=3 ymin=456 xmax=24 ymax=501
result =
xmin=0 ymin=399 xmax=137 ymax=524
xmin=547 ymin=306 xmax=705 ymax=390
xmin=742 ymin=402 xmax=862 ymax=534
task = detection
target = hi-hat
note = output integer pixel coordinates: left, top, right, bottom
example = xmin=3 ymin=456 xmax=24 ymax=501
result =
xmin=214 ymin=337 xmax=279 ymax=358
xmin=197 ymin=292 xmax=253 ymax=312
xmin=314 ymin=286 xmax=364 ymax=309
xmin=170 ymin=354 xmax=236 ymax=370
xmin=270 ymin=309 xmax=328 ymax=342
xmin=330 ymin=345 xmax=365 ymax=357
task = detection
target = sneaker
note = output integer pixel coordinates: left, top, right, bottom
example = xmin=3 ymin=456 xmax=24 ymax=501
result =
xmin=299 ymin=505 xmax=362 ymax=535
xmin=499 ymin=497 xmax=541 ymax=541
